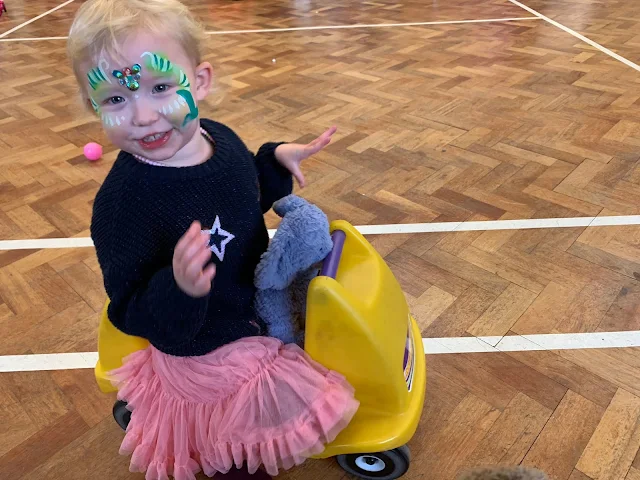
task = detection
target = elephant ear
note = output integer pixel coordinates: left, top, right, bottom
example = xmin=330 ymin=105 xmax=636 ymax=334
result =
xmin=255 ymin=195 xmax=333 ymax=291
xmin=273 ymin=195 xmax=309 ymax=217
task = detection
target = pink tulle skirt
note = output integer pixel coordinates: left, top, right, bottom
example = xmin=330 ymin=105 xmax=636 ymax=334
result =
xmin=110 ymin=336 xmax=359 ymax=480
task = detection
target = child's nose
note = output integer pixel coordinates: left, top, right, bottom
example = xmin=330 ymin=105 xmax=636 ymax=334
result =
xmin=131 ymin=98 xmax=159 ymax=127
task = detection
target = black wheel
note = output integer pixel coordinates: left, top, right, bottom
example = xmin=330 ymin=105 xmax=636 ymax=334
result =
xmin=113 ymin=400 xmax=131 ymax=431
xmin=336 ymin=445 xmax=410 ymax=479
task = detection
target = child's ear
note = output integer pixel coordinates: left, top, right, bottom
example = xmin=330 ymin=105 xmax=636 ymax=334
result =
xmin=193 ymin=61 xmax=213 ymax=101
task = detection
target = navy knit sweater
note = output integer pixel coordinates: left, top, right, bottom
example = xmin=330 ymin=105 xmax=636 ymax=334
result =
xmin=91 ymin=119 xmax=292 ymax=356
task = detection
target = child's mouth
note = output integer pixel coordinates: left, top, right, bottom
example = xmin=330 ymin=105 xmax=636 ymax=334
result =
xmin=139 ymin=131 xmax=172 ymax=150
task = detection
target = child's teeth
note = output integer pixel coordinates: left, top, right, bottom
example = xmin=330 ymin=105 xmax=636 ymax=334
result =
xmin=143 ymin=133 xmax=164 ymax=142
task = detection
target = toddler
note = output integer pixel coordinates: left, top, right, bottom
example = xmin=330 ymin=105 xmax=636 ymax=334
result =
xmin=67 ymin=1 xmax=358 ymax=479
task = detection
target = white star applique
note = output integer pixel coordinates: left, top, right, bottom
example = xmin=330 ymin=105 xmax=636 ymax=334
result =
xmin=202 ymin=216 xmax=235 ymax=262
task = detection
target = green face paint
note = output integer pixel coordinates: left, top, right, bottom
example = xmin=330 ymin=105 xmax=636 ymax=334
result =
xmin=86 ymin=58 xmax=125 ymax=129
xmin=141 ymin=51 xmax=198 ymax=127
xmin=87 ymin=58 xmax=112 ymax=94
xmin=88 ymin=66 xmax=109 ymax=91
xmin=89 ymin=97 xmax=100 ymax=114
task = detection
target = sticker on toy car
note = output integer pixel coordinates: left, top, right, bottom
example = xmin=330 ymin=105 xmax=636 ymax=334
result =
xmin=403 ymin=315 xmax=416 ymax=392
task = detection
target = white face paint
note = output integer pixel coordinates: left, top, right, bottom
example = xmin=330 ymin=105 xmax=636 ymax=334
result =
xmin=100 ymin=113 xmax=126 ymax=128
xmin=157 ymin=94 xmax=188 ymax=119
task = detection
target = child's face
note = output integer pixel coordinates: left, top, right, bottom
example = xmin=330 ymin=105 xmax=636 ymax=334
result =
xmin=81 ymin=32 xmax=212 ymax=163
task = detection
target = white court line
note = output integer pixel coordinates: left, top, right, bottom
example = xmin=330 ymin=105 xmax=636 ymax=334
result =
xmin=424 ymin=331 xmax=640 ymax=354
xmin=0 ymin=36 xmax=68 ymax=42
xmin=0 ymin=236 xmax=95 ymax=251
xmin=0 ymin=0 xmax=75 ymax=39
xmin=204 ymin=17 xmax=541 ymax=35
xmin=508 ymin=0 xmax=640 ymax=73
xmin=0 ymin=16 xmax=541 ymax=42
xmin=3 ymin=331 xmax=640 ymax=372
xmin=2 ymin=215 xmax=639 ymax=251
xmin=0 ymin=352 xmax=98 ymax=373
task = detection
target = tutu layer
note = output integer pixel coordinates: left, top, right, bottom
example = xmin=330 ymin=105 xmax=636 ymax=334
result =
xmin=110 ymin=336 xmax=359 ymax=480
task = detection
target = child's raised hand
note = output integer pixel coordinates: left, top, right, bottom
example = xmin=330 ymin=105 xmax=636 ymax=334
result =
xmin=274 ymin=126 xmax=337 ymax=188
xmin=173 ymin=221 xmax=216 ymax=298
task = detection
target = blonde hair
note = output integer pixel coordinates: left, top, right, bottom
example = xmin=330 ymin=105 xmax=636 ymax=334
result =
xmin=67 ymin=0 xmax=205 ymax=92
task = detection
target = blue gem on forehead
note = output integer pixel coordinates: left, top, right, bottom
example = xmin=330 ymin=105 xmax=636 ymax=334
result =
xmin=112 ymin=64 xmax=142 ymax=91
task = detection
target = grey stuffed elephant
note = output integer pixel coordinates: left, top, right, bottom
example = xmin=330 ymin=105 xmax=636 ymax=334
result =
xmin=254 ymin=195 xmax=333 ymax=345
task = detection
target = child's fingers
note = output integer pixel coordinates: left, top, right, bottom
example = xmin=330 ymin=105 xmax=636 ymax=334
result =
xmin=306 ymin=136 xmax=324 ymax=151
xmin=195 ymin=264 xmax=216 ymax=293
xmin=185 ymin=247 xmax=212 ymax=281
xmin=180 ymin=232 xmax=210 ymax=269
xmin=319 ymin=126 xmax=337 ymax=144
xmin=204 ymin=263 xmax=216 ymax=280
xmin=174 ymin=221 xmax=201 ymax=264
xmin=320 ymin=127 xmax=336 ymax=145
xmin=312 ymin=126 xmax=337 ymax=146
xmin=305 ymin=127 xmax=336 ymax=155
xmin=197 ymin=263 xmax=216 ymax=288
xmin=185 ymin=221 xmax=201 ymax=240
xmin=292 ymin=166 xmax=306 ymax=188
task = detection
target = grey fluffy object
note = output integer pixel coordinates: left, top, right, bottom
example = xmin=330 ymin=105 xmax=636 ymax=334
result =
xmin=457 ymin=467 xmax=549 ymax=480
xmin=254 ymin=195 xmax=333 ymax=345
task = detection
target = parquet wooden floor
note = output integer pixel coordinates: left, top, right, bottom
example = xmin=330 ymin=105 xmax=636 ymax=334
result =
xmin=521 ymin=0 xmax=640 ymax=65
xmin=1 ymin=0 xmax=640 ymax=479
xmin=0 ymin=0 xmax=531 ymax=38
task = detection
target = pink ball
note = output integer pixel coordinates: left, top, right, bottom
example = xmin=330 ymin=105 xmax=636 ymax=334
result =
xmin=84 ymin=142 xmax=103 ymax=161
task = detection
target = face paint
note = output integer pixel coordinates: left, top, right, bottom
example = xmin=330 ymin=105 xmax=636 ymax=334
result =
xmin=87 ymin=58 xmax=112 ymax=91
xmin=141 ymin=51 xmax=198 ymax=127
xmin=100 ymin=113 xmax=126 ymax=128
xmin=89 ymin=97 xmax=100 ymax=114
xmin=156 ymin=91 xmax=189 ymax=126
xmin=86 ymin=58 xmax=126 ymax=129
xmin=112 ymin=64 xmax=142 ymax=91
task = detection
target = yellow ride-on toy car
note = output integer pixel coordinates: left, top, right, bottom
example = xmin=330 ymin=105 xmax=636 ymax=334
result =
xmin=95 ymin=220 xmax=426 ymax=480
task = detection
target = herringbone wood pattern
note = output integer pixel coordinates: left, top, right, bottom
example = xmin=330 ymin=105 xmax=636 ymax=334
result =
xmin=0 ymin=0 xmax=71 ymax=36
xmin=1 ymin=0 xmax=531 ymax=38
xmin=523 ymin=0 xmax=640 ymax=65
xmin=1 ymin=0 xmax=640 ymax=479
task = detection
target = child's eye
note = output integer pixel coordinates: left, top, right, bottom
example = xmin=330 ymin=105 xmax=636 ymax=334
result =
xmin=152 ymin=84 xmax=171 ymax=93
xmin=105 ymin=96 xmax=125 ymax=105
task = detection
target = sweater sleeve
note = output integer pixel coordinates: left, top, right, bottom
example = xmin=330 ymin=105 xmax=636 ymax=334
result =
xmin=91 ymin=184 xmax=209 ymax=348
xmin=253 ymin=142 xmax=294 ymax=213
